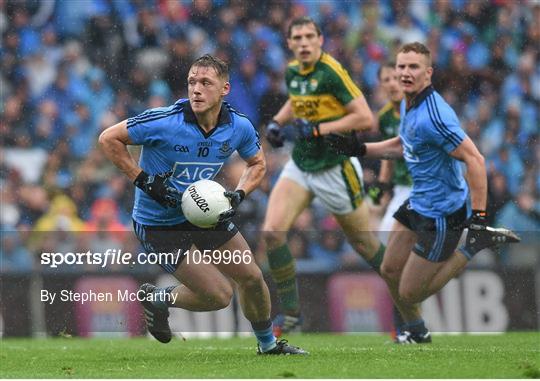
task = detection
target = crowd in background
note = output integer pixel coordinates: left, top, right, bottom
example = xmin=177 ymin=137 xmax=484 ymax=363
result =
xmin=1 ymin=0 xmax=539 ymax=274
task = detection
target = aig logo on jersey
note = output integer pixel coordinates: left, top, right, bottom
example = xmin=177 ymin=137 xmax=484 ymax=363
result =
xmin=171 ymin=162 xmax=224 ymax=186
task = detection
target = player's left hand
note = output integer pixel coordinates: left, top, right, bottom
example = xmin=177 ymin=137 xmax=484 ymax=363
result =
xmin=218 ymin=190 xmax=246 ymax=223
xmin=293 ymin=118 xmax=321 ymax=140
xmin=325 ymin=133 xmax=366 ymax=157
xmin=224 ymin=190 xmax=245 ymax=208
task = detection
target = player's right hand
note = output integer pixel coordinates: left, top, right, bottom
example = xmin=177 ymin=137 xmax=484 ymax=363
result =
xmin=133 ymin=170 xmax=182 ymax=208
xmin=325 ymin=133 xmax=366 ymax=157
xmin=265 ymin=120 xmax=285 ymax=148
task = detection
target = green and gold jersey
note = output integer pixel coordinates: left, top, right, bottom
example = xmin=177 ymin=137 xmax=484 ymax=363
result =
xmin=377 ymin=102 xmax=412 ymax=186
xmin=286 ymin=52 xmax=362 ymax=172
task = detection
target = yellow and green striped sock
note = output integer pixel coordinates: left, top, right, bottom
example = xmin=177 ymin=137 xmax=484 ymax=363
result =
xmin=267 ymin=244 xmax=299 ymax=314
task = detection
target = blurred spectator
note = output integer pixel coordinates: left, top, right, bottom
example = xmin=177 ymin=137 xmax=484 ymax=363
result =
xmin=33 ymin=194 xmax=85 ymax=232
xmin=0 ymin=230 xmax=33 ymax=273
xmin=496 ymin=191 xmax=540 ymax=240
xmin=308 ymin=216 xmax=346 ymax=270
xmin=257 ymin=71 xmax=288 ymax=127
xmin=163 ymin=32 xmax=193 ymax=98
xmin=84 ymin=198 xmax=128 ymax=233
xmin=228 ymin=55 xmax=269 ymax=127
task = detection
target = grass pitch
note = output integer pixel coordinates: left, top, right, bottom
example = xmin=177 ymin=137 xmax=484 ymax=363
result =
xmin=1 ymin=332 xmax=539 ymax=378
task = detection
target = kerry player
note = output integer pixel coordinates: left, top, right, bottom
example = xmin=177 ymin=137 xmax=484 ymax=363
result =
xmin=373 ymin=62 xmax=413 ymax=245
xmin=263 ymin=16 xmax=411 ymax=335
xmin=99 ymin=54 xmax=306 ymax=355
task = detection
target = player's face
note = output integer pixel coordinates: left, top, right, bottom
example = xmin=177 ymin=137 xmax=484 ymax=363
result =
xmin=188 ymin=66 xmax=230 ymax=113
xmin=287 ymin=23 xmax=323 ymax=67
xmin=396 ymin=51 xmax=433 ymax=97
xmin=379 ymin=66 xmax=403 ymax=103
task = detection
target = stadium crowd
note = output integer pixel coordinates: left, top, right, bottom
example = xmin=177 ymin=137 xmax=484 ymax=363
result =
xmin=1 ymin=0 xmax=539 ymax=273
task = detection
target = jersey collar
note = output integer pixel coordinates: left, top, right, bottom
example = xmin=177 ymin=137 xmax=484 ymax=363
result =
xmin=295 ymin=52 xmax=324 ymax=75
xmin=406 ymin=84 xmax=434 ymax=111
xmin=183 ymin=101 xmax=232 ymax=138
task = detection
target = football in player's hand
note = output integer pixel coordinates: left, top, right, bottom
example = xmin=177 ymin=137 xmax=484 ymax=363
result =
xmin=182 ymin=180 xmax=232 ymax=228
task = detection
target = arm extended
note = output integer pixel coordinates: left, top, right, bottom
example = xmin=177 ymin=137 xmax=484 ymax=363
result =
xmin=326 ymin=134 xmax=403 ymax=159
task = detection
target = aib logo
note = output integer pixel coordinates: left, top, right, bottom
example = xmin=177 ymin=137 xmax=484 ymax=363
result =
xmin=171 ymin=162 xmax=223 ymax=186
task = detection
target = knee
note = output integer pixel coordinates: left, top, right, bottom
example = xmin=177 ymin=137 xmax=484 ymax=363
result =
xmin=262 ymin=228 xmax=286 ymax=249
xmin=398 ymin=285 xmax=422 ymax=305
xmin=206 ymin=283 xmax=233 ymax=310
xmin=236 ymin=267 xmax=265 ymax=290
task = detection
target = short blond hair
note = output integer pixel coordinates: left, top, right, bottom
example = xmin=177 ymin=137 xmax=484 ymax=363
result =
xmin=191 ymin=54 xmax=229 ymax=81
xmin=398 ymin=42 xmax=432 ymax=66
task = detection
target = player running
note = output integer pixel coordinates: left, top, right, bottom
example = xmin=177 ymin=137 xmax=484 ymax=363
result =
xmin=263 ymin=16 xmax=414 ymax=336
xmin=99 ymin=54 xmax=307 ymax=355
xmin=327 ymin=42 xmax=520 ymax=344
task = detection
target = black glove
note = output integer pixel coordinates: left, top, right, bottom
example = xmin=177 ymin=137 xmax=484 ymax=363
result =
xmin=134 ymin=170 xmax=182 ymax=208
xmin=325 ymin=133 xmax=366 ymax=157
xmin=218 ymin=190 xmax=246 ymax=223
xmin=265 ymin=120 xmax=285 ymax=148
xmin=461 ymin=210 xmax=520 ymax=257
xmin=293 ymin=118 xmax=321 ymax=140
xmin=368 ymin=182 xmax=393 ymax=205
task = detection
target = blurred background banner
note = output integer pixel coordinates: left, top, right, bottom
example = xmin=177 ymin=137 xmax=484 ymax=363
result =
xmin=0 ymin=267 xmax=538 ymax=337
xmin=74 ymin=276 xmax=144 ymax=337
xmin=1 ymin=0 xmax=538 ymax=337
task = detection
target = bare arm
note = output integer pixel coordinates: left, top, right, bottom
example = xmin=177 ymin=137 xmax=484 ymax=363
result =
xmin=365 ymin=136 xmax=403 ymax=160
xmin=272 ymin=100 xmax=294 ymax=126
xmin=318 ymin=96 xmax=374 ymax=135
xmin=378 ymin=159 xmax=394 ymax=183
xmin=449 ymin=136 xmax=487 ymax=210
xmin=98 ymin=120 xmax=141 ymax=181
xmin=236 ymin=149 xmax=266 ymax=195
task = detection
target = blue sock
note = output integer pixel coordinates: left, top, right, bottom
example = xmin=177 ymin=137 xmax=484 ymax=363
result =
xmin=150 ymin=286 xmax=176 ymax=310
xmin=251 ymin=320 xmax=277 ymax=352
xmin=405 ymin=319 xmax=428 ymax=335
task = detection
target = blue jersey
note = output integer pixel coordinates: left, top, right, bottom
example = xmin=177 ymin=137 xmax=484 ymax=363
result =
xmin=127 ymin=99 xmax=261 ymax=225
xmin=399 ymin=85 xmax=469 ymax=218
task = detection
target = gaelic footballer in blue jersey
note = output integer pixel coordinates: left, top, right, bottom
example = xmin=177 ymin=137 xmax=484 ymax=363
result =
xmin=327 ymin=42 xmax=519 ymax=344
xmin=99 ymin=54 xmax=307 ymax=355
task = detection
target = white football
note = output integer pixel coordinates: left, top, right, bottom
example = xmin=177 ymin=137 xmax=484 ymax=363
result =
xmin=181 ymin=180 xmax=231 ymax=228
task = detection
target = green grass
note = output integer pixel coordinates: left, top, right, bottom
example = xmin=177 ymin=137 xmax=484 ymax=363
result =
xmin=1 ymin=333 xmax=539 ymax=378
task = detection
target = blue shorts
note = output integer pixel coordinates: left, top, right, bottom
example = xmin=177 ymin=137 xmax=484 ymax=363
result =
xmin=132 ymin=219 xmax=239 ymax=273
xmin=393 ymin=200 xmax=468 ymax=262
